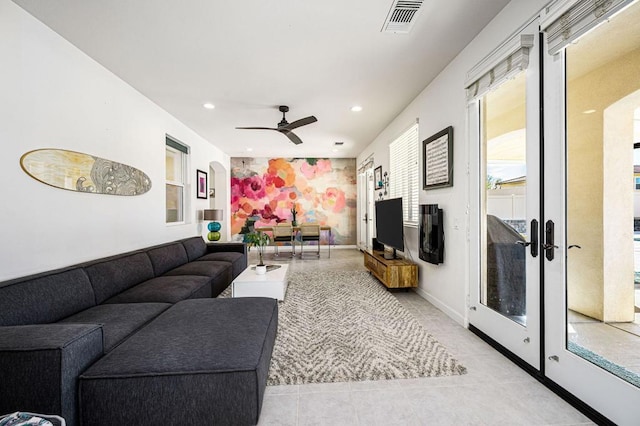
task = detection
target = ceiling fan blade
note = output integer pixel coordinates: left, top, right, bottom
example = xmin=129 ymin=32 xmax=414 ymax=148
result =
xmin=280 ymin=129 xmax=303 ymax=145
xmin=235 ymin=126 xmax=278 ymax=130
xmin=282 ymin=116 xmax=317 ymax=131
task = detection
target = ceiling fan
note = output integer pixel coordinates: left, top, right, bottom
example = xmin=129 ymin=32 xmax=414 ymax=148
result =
xmin=235 ymin=105 xmax=317 ymax=145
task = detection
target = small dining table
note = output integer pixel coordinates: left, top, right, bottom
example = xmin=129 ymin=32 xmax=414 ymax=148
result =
xmin=254 ymin=225 xmax=332 ymax=257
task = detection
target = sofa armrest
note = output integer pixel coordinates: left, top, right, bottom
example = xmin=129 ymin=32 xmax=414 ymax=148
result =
xmin=0 ymin=323 xmax=103 ymax=351
xmin=0 ymin=324 xmax=104 ymax=424
xmin=205 ymin=242 xmax=247 ymax=256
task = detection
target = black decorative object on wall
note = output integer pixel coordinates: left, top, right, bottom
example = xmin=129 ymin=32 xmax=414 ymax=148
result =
xmin=419 ymin=204 xmax=444 ymax=264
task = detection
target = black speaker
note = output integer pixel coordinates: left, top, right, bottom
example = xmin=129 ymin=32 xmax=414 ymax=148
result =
xmin=372 ymin=238 xmax=384 ymax=251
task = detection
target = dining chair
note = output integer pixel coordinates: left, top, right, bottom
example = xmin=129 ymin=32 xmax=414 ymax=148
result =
xmin=299 ymin=222 xmax=321 ymax=258
xmin=273 ymin=222 xmax=295 ymax=258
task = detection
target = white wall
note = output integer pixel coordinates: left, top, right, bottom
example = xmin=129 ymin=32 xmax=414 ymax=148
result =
xmin=0 ymin=1 xmax=229 ymax=280
xmin=357 ymin=0 xmax=548 ymax=325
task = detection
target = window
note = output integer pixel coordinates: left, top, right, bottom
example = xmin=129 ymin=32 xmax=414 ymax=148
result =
xmin=636 ymin=177 xmax=640 ymax=190
xmin=166 ymin=136 xmax=188 ymax=223
xmin=389 ymin=123 xmax=419 ymax=226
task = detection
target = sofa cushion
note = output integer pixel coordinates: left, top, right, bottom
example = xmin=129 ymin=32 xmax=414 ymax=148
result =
xmin=83 ymin=252 xmax=155 ymax=304
xmin=163 ymin=260 xmax=231 ymax=278
xmin=147 ymin=243 xmax=189 ymax=276
xmin=103 ymin=276 xmax=212 ymax=304
xmin=163 ymin=261 xmax=232 ymax=297
xmin=58 ymin=303 xmax=171 ymax=352
xmin=79 ymin=298 xmax=278 ymax=426
xmin=196 ymin=252 xmax=246 ymax=278
xmin=180 ymin=236 xmax=207 ymax=262
xmin=0 ymin=324 xmax=103 ymax=425
xmin=0 ymin=269 xmax=95 ymax=326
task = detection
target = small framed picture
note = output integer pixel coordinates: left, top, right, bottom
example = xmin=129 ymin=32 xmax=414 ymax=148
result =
xmin=423 ymin=126 xmax=453 ymax=190
xmin=196 ymin=169 xmax=208 ymax=199
xmin=374 ymin=166 xmax=383 ymax=190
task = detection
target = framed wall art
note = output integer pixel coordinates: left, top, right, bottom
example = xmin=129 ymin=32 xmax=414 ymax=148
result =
xmin=423 ymin=126 xmax=453 ymax=190
xmin=374 ymin=166 xmax=383 ymax=189
xmin=196 ymin=169 xmax=208 ymax=199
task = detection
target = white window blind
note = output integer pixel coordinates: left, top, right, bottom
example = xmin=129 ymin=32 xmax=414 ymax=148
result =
xmin=465 ymin=34 xmax=534 ymax=102
xmin=542 ymin=0 xmax=634 ymax=55
xmin=389 ymin=123 xmax=419 ymax=226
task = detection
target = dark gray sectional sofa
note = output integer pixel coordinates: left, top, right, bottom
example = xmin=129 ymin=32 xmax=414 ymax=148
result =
xmin=0 ymin=237 xmax=278 ymax=426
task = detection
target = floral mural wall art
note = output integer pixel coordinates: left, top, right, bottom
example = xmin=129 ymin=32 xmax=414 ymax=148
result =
xmin=230 ymin=157 xmax=357 ymax=245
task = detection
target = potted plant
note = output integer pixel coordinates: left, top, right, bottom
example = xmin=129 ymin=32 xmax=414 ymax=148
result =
xmin=246 ymin=230 xmax=271 ymax=271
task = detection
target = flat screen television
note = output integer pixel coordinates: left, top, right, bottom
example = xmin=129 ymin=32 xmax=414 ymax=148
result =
xmin=374 ymin=197 xmax=404 ymax=259
xmin=419 ymin=204 xmax=444 ymax=264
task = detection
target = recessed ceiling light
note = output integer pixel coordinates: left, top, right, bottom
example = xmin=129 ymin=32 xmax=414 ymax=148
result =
xmin=350 ymin=106 xmax=363 ymax=112
xmin=246 ymin=147 xmax=253 ymax=152
xmin=583 ymin=109 xmax=596 ymax=114
xmin=332 ymin=149 xmax=338 ymax=153
xmin=203 ymin=103 xmax=215 ymax=110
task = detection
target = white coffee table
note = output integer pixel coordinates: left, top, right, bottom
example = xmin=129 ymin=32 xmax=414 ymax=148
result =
xmin=231 ymin=264 xmax=289 ymax=301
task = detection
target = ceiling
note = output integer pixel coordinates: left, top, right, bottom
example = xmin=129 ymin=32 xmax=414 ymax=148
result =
xmin=13 ymin=0 xmax=511 ymax=159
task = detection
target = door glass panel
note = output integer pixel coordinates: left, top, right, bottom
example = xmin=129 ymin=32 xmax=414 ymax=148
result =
xmin=565 ymin=0 xmax=640 ymax=386
xmin=480 ymin=71 xmax=528 ymax=325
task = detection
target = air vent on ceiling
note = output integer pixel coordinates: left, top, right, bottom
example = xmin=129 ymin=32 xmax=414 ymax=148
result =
xmin=334 ymin=142 xmax=344 ymax=146
xmin=381 ymin=0 xmax=424 ymax=34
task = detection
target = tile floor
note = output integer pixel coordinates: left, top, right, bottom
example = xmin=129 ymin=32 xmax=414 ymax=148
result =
xmin=249 ymin=248 xmax=594 ymax=426
xmin=568 ymin=309 xmax=640 ymax=376
xmin=566 ymin=281 xmax=640 ymax=378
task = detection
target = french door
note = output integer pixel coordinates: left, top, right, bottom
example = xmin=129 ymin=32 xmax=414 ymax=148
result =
xmin=468 ymin=20 xmax=542 ymax=369
xmin=542 ymin=1 xmax=640 ymax=423
xmin=468 ymin=2 xmax=640 ymax=422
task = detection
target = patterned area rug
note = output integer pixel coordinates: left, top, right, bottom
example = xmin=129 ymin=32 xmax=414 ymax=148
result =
xmin=224 ymin=270 xmax=466 ymax=385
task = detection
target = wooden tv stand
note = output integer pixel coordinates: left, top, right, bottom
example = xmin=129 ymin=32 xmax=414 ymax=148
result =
xmin=363 ymin=250 xmax=418 ymax=289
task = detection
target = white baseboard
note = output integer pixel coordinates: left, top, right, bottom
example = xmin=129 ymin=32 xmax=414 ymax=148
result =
xmin=413 ymin=286 xmax=466 ymax=327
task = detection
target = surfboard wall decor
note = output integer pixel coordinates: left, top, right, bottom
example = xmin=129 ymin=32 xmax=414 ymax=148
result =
xmin=20 ymin=149 xmax=152 ymax=196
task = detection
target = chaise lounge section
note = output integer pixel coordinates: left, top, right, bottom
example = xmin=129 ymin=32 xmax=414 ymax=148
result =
xmin=79 ymin=298 xmax=278 ymax=426
xmin=0 ymin=236 xmax=277 ymax=426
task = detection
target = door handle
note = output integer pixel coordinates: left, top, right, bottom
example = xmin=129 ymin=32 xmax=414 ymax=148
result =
xmin=515 ymin=219 xmax=538 ymax=257
xmin=530 ymin=219 xmax=538 ymax=257
xmin=544 ymin=220 xmax=556 ymax=261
